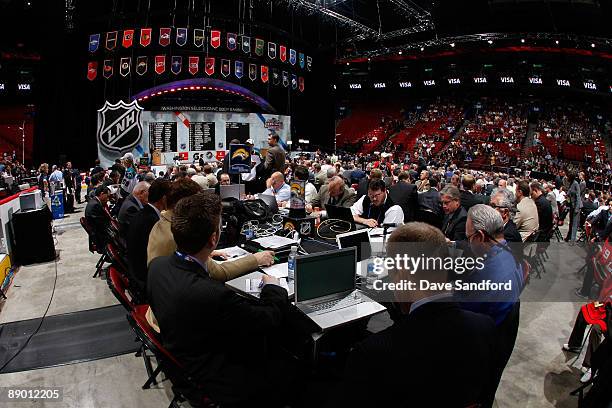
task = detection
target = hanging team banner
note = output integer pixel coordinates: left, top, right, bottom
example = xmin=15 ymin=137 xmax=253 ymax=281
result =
xmin=120 ymin=57 xmax=131 ymax=77
xmin=87 ymin=62 xmax=97 ymax=81
xmin=242 ymin=36 xmax=251 ymax=53
xmin=122 ymin=30 xmax=134 ymax=48
xmin=194 ymin=29 xmax=205 ymax=47
xmin=299 ymin=77 xmax=304 ymax=92
xmin=176 ymin=28 xmax=187 ymax=46
xmin=272 ymin=68 xmax=280 ymax=85
xmin=136 ymin=56 xmax=147 ymax=75
xmin=306 ymin=56 xmax=312 ymax=71
xmin=268 ymin=42 xmax=276 ymax=59
xmin=280 ymin=45 xmax=287 ymax=62
xmin=255 ymin=38 xmax=264 ymax=56
xmin=210 ymin=30 xmax=221 ymax=48
xmin=106 ymin=31 xmax=118 ymax=50
xmin=89 ymin=34 xmax=100 ymax=53
xmin=103 ymin=60 xmax=113 ymax=78
xmin=227 ymin=33 xmax=237 ymax=51
xmin=289 ymin=49 xmax=297 ymax=65
xmin=205 ymin=57 xmax=215 ymax=75
xmin=235 ymin=61 xmax=243 ymax=79
xmin=188 ymin=56 xmax=199 ymax=75
xmin=282 ymin=71 xmax=289 ymax=87
xmin=249 ymin=64 xmax=257 ymax=81
xmin=140 ymin=28 xmax=152 ymax=47
xmin=291 ymin=73 xmax=298 ymax=90
xmin=261 ymin=65 xmax=269 ymax=83
xmin=299 ymin=53 xmax=305 ymax=69
xmin=155 ymin=55 xmax=166 ymax=74
xmin=159 ymin=28 xmax=171 ymax=46
xmin=171 ymin=56 xmax=182 ymax=75
xmin=221 ymin=59 xmax=230 ymax=77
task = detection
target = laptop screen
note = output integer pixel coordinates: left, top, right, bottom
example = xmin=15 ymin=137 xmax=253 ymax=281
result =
xmin=295 ymin=248 xmax=356 ymax=303
xmin=220 ymin=184 xmax=245 ymax=199
xmin=336 ymin=230 xmax=371 ymax=262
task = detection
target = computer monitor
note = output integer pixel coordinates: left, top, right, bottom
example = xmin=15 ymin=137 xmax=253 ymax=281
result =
xmin=336 ymin=229 xmax=372 ymax=262
xmin=258 ymin=194 xmax=279 ymax=214
xmin=325 ymin=204 xmax=355 ymax=224
xmin=295 ymin=248 xmax=356 ymax=303
xmin=220 ymin=184 xmax=245 ymax=200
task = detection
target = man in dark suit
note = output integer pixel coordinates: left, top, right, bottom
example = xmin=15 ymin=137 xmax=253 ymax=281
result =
xmin=388 ymin=171 xmax=418 ymax=222
xmin=461 ymin=174 xmax=484 ymax=211
xmin=334 ymin=223 xmax=496 ymax=407
xmin=263 ymin=134 xmax=286 ymax=174
xmin=147 ymin=192 xmax=290 ymax=407
xmin=440 ymin=185 xmax=468 ymax=242
xmin=490 ymin=192 xmax=523 ymax=243
xmin=416 ymin=177 xmax=443 ymax=229
xmin=530 ymin=181 xmax=554 ymax=241
xmin=117 ymin=181 xmax=150 ymax=237
xmin=85 ymin=186 xmax=112 ymax=250
xmin=356 ymin=168 xmax=382 ymax=199
xmin=126 ymin=179 xmax=170 ymax=302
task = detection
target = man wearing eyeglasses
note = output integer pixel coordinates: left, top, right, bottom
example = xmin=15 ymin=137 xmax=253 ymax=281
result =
xmin=351 ymin=179 xmax=404 ymax=228
xmin=440 ymin=185 xmax=467 ymax=242
xmin=490 ymin=192 xmax=522 ymax=243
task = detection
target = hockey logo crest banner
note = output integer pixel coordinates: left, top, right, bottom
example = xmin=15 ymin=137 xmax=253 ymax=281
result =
xmin=268 ymin=42 xmax=276 ymax=59
xmin=227 ymin=33 xmax=237 ymax=51
xmin=279 ymin=45 xmax=287 ymax=62
xmin=89 ymin=34 xmax=100 ymax=53
xmin=103 ymin=59 xmax=113 ymax=78
xmin=155 ymin=55 xmax=166 ymax=74
xmin=255 ymin=38 xmax=264 ymax=56
xmin=189 ymin=56 xmax=199 ymax=75
xmin=205 ymin=57 xmax=215 ymax=75
xmin=289 ymin=49 xmax=297 ymax=65
xmin=242 ymin=36 xmax=251 ymax=53
xmin=159 ymin=28 xmax=171 ymax=47
xmin=140 ymin=28 xmax=152 ymax=47
xmin=176 ymin=28 xmax=187 ymax=46
xmin=122 ymin=30 xmax=134 ymax=48
xmin=87 ymin=62 xmax=97 ymax=81
xmin=97 ymin=100 xmax=144 ymax=152
xmin=261 ymin=65 xmax=269 ymax=83
xmin=136 ymin=56 xmax=147 ymax=75
xmin=171 ymin=56 xmax=182 ymax=75
xmin=249 ymin=64 xmax=257 ymax=81
xmin=235 ymin=61 xmax=244 ymax=79
xmin=106 ymin=31 xmax=118 ymax=50
xmin=211 ymin=30 xmax=221 ymax=48
xmin=120 ymin=57 xmax=131 ymax=77
xmin=221 ymin=59 xmax=230 ymax=77
xmin=194 ymin=29 xmax=205 ymax=47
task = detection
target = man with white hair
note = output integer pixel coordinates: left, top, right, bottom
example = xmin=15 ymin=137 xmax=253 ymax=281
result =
xmin=118 ymin=180 xmax=150 ymax=236
xmin=120 ymin=152 xmax=139 ymax=197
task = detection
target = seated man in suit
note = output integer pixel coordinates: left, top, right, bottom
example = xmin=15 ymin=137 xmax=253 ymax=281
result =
xmin=125 ymin=179 xmax=170 ymax=302
xmin=117 ymin=181 xmax=150 ymax=237
xmin=147 ymin=192 xmax=289 ymax=407
xmin=356 ymin=168 xmax=382 ymax=199
xmin=416 ymin=177 xmax=443 ymax=229
xmin=85 ymin=185 xmax=112 ymax=250
xmin=440 ymin=184 xmax=468 ymax=242
xmin=388 ymin=171 xmax=418 ymax=222
xmin=334 ymin=222 xmax=496 ymax=407
xmin=461 ymin=174 xmax=484 ymax=211
xmin=530 ymin=181 xmax=554 ymax=241
xmin=309 ymin=176 xmax=356 ymax=215
xmin=351 ymin=179 xmax=404 ymax=228
xmin=490 ymin=192 xmax=522 ymax=242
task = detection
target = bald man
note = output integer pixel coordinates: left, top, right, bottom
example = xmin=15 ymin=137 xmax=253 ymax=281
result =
xmin=309 ymin=176 xmax=357 ymax=215
xmin=262 ymin=171 xmax=291 ymax=203
xmin=118 ymin=180 xmax=150 ymax=237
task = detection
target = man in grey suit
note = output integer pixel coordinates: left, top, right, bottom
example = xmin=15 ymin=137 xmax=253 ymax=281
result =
xmin=118 ymin=181 xmax=150 ymax=237
xmin=263 ymin=134 xmax=286 ymax=174
xmin=309 ymin=176 xmax=357 ymax=211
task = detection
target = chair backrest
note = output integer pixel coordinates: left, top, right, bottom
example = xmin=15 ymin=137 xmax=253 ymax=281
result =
xmin=128 ymin=305 xmax=182 ymax=368
xmin=80 ymin=217 xmax=97 ymax=253
xmin=107 ymin=266 xmax=135 ymax=311
xmin=106 ymin=243 xmax=128 ymax=274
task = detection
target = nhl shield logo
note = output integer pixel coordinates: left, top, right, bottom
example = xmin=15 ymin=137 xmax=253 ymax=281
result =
xmin=97 ymin=100 xmax=144 ymax=152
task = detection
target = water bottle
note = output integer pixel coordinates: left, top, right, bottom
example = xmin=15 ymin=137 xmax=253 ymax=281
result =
xmin=366 ymin=256 xmax=378 ymax=289
xmin=287 ymin=245 xmax=298 ymax=281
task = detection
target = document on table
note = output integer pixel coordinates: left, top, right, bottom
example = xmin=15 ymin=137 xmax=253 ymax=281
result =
xmin=246 ymin=277 xmax=289 ymax=293
xmin=252 ymin=235 xmax=297 ymax=249
xmin=260 ymin=263 xmax=289 ymax=279
xmin=215 ymin=246 xmax=250 ymax=263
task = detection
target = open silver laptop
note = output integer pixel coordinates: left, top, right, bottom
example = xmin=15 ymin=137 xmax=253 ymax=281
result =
xmin=336 ymin=229 xmax=372 ymax=262
xmin=220 ymin=184 xmax=245 ymax=200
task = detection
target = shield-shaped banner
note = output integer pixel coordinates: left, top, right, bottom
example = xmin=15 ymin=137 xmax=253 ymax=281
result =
xmin=298 ymin=77 xmax=304 ymax=92
xmin=280 ymin=45 xmax=287 ymax=62
xmin=97 ymin=100 xmax=144 ymax=153
xmin=103 ymin=60 xmax=113 ymax=79
xmin=255 ymin=38 xmax=264 ymax=56
xmin=140 ymin=28 xmax=152 ymax=47
xmin=261 ymin=65 xmax=269 ymax=83
xmin=171 ymin=56 xmax=182 ymax=75
xmin=194 ymin=29 xmax=205 ymax=47
xmin=227 ymin=33 xmax=237 ymax=51
xmin=282 ymin=71 xmax=289 ymax=87
xmin=291 ymin=73 xmax=298 ymax=90
xmin=155 ymin=55 xmax=166 ymax=74
xmin=87 ymin=62 xmax=97 ymax=81
xmin=211 ymin=30 xmax=221 ymax=48
xmin=205 ymin=57 xmax=215 ymax=75
xmin=289 ymin=49 xmax=297 ymax=65
xmin=176 ymin=28 xmax=187 ymax=46
xmin=136 ymin=56 xmax=147 ymax=75
xmin=299 ymin=53 xmax=305 ymax=69
xmin=106 ymin=31 xmax=117 ymax=50
xmin=242 ymin=36 xmax=251 ymax=53
xmin=89 ymin=34 xmax=100 ymax=53
xmin=306 ymin=56 xmax=312 ymax=71
xmin=235 ymin=61 xmax=243 ymax=79
xmin=122 ymin=30 xmax=134 ymax=48
xmin=249 ymin=64 xmax=257 ymax=81
xmin=159 ymin=28 xmax=171 ymax=47
xmin=188 ymin=56 xmax=199 ymax=75
xmin=272 ymin=68 xmax=280 ymax=86
xmin=120 ymin=57 xmax=131 ymax=77
xmin=268 ymin=42 xmax=276 ymax=59
xmin=221 ymin=59 xmax=230 ymax=77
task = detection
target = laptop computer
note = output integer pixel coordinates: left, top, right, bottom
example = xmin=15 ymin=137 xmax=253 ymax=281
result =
xmin=325 ymin=204 xmax=366 ymax=230
xmin=336 ymin=229 xmax=372 ymax=262
xmin=220 ymin=184 xmax=245 ymax=200
xmin=258 ymin=194 xmax=279 ymax=214
xmin=295 ymin=248 xmax=385 ymax=330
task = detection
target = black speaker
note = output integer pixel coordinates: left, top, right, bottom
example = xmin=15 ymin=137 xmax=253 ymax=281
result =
xmin=11 ymin=206 xmax=55 ymax=265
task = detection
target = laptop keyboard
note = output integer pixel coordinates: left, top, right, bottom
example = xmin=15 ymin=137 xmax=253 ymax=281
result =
xmin=310 ymin=293 xmax=361 ymax=315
